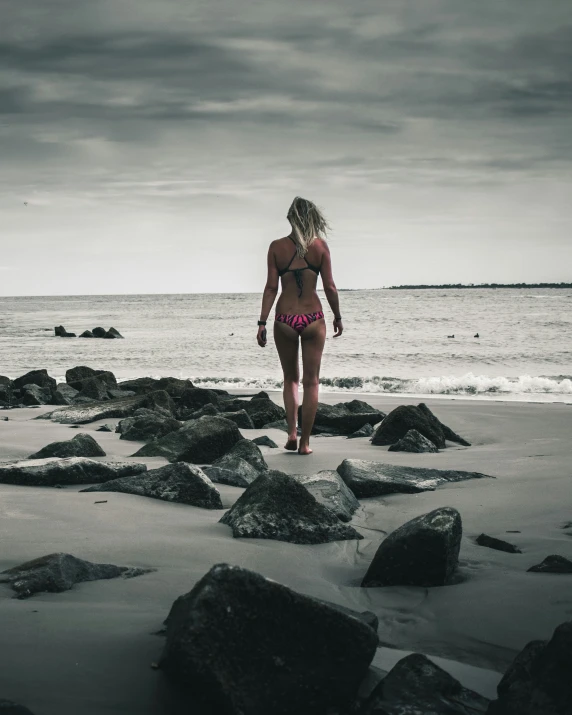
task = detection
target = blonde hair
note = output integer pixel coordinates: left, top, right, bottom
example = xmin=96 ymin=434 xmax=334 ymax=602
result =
xmin=287 ymin=196 xmax=330 ymax=258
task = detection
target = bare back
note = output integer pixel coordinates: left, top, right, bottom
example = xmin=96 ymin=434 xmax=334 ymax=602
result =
xmin=273 ymin=236 xmax=326 ymax=314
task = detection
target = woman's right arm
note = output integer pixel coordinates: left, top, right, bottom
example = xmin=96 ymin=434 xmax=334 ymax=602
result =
xmin=320 ymin=242 xmax=343 ymax=337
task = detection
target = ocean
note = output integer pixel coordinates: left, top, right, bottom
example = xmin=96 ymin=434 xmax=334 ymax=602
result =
xmin=1 ymin=289 xmax=571 ymax=402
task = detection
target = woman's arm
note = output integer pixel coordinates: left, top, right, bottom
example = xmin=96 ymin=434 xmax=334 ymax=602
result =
xmin=257 ymin=242 xmax=279 ymax=347
xmin=320 ymin=242 xmax=343 ymax=337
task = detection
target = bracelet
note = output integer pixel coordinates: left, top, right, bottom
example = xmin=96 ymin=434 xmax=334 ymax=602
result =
xmin=257 ymin=320 xmax=267 ymax=326
xmin=334 ymin=315 xmax=342 ymax=321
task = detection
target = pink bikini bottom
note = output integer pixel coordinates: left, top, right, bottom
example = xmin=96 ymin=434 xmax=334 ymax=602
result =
xmin=275 ymin=311 xmax=324 ymax=335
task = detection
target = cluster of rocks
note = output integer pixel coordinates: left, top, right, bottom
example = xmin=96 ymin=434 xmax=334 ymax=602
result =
xmin=55 ymin=325 xmax=123 ymax=339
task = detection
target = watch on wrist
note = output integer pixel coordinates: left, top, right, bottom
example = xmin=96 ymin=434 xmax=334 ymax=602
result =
xmin=257 ymin=320 xmax=267 ymax=326
xmin=334 ymin=315 xmax=342 ymax=321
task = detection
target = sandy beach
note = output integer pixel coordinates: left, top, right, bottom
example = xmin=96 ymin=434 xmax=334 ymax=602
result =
xmin=1 ymin=391 xmax=571 ymax=714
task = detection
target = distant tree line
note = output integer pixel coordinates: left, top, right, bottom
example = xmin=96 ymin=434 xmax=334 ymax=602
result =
xmin=387 ymin=282 xmax=572 ymax=290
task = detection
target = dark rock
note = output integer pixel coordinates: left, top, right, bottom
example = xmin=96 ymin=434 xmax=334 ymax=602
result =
xmin=347 ymin=422 xmax=374 ymax=439
xmin=362 ymin=652 xmax=490 ymax=714
xmin=0 ymin=552 xmax=152 ymax=599
xmin=133 ymin=415 xmax=242 ymax=464
xmin=251 ymin=390 xmax=270 ymax=400
xmin=118 ymin=377 xmax=195 ymax=397
xmin=220 ymin=470 xmax=362 ymax=544
xmin=476 ymin=533 xmax=522 ymax=554
xmin=143 ymin=389 xmax=177 ymax=416
xmin=69 ymin=370 xmax=118 ymax=392
xmin=388 ymin=428 xmax=439 ymax=453
xmin=362 ymin=507 xmax=462 ymax=587
xmin=0 ymin=699 xmax=36 ymax=714
xmin=79 ymin=330 xmax=94 ymax=338
xmin=299 ymin=401 xmax=383 ymax=436
xmin=487 ymin=621 xmax=572 ymax=715
xmin=220 ymin=397 xmax=250 ymax=413
xmin=76 ymin=377 xmax=110 ymax=402
xmin=119 ymin=412 xmax=182 ymax=442
xmin=159 ymin=563 xmax=378 ymax=715
xmin=21 ymin=384 xmax=52 ymax=406
xmin=96 ymin=424 xmax=114 ymax=432
xmin=312 ymin=424 xmax=342 ymax=436
xmin=252 ymin=435 xmax=279 ymax=448
xmin=243 ymin=398 xmax=286 ymax=428
xmin=66 ymin=366 xmax=97 ymax=383
xmin=179 ymin=388 xmax=220 ymax=412
xmin=263 ymin=419 xmax=288 ymax=431
xmin=54 ymin=325 xmax=75 ymax=337
xmin=203 ymin=458 xmax=260 ymax=487
xmin=39 ymin=390 xmax=170 ymax=424
xmin=13 ymin=369 xmax=56 ymax=394
xmin=52 ymin=383 xmax=79 ymax=405
xmin=342 ymin=399 xmax=381 ymax=414
xmin=184 ymin=402 xmax=220 ymax=420
xmin=372 ymin=403 xmax=470 ymax=448
xmin=527 ymin=555 xmax=572 ymax=574
xmin=0 ymin=457 xmax=147 ymax=486
xmin=103 ymin=326 xmax=123 ymax=339
xmin=0 ymin=376 xmax=14 ymax=405
xmin=337 ymin=459 xmax=489 ymax=498
xmin=221 ymin=409 xmax=255 ymax=429
xmin=28 ymin=433 xmax=106 ymax=459
xmin=92 ymin=327 xmax=107 ymax=337
xmin=215 ymin=438 xmax=267 ymax=472
xmin=106 ymin=388 xmax=136 ymax=399
xmin=292 ymin=470 xmax=360 ymax=522
xmin=82 ymin=462 xmax=222 ymax=509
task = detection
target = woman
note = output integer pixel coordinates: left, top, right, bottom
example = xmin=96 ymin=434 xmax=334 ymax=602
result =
xmin=256 ymin=196 xmax=343 ymax=455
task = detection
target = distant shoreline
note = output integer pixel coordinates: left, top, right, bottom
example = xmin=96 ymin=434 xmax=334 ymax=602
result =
xmin=386 ymin=283 xmax=572 ymax=290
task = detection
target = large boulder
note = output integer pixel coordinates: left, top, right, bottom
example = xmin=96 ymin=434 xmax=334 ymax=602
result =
xmin=220 ymin=397 xmax=251 ymax=413
xmin=215 ymin=438 xmax=267 ymax=472
xmin=293 ymin=470 xmax=360 ymax=522
xmin=118 ymin=411 xmax=182 ymax=442
xmin=103 ymin=327 xmax=123 ymax=339
xmin=159 ymin=563 xmax=378 ymax=715
xmin=28 ymin=433 xmax=106 ymax=459
xmin=92 ymin=327 xmax=107 ymax=337
xmin=362 ymin=653 xmax=489 ymax=714
xmin=53 ymin=383 xmax=79 ymax=405
xmin=337 ymin=459 xmax=489 ymax=498
xmin=75 ymin=377 xmax=110 ymax=402
xmin=362 ymin=507 xmax=462 ymax=587
xmin=298 ymin=401 xmax=383 ymax=436
xmin=0 ymin=457 xmax=147 ymax=486
xmin=179 ymin=388 xmax=220 ymax=412
xmin=66 ymin=367 xmax=117 ymax=390
xmin=82 ymin=462 xmax=222 ymax=509
xmin=347 ymin=422 xmax=374 ymax=439
xmin=243 ymin=398 xmax=286 ymax=428
xmin=388 ymin=428 xmax=439 ymax=453
xmin=13 ymin=369 xmax=56 ymax=394
xmin=221 ymin=409 xmax=255 ymax=429
xmin=0 ymin=553 xmax=152 ymax=599
xmin=527 ymin=555 xmax=572 ymax=574
xmin=203 ymin=458 xmax=261 ymax=488
xmin=487 ymin=621 xmax=572 ymax=715
xmin=21 ymin=384 xmax=52 ymax=406
xmin=220 ymin=471 xmax=363 ymax=544
xmin=372 ymin=403 xmax=470 ymax=448
xmin=38 ymin=390 xmax=172 ymax=424
xmin=133 ymin=415 xmax=242 ymax=464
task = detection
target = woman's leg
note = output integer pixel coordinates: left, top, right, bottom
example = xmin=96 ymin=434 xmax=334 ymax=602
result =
xmin=299 ymin=318 xmax=326 ymax=454
xmin=273 ymin=320 xmax=300 ymax=449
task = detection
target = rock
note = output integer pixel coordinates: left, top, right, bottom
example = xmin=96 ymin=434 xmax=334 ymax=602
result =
xmin=13 ymin=369 xmax=56 ymax=394
xmin=203 ymin=458 xmax=261 ymax=488
xmin=337 ymin=459 xmax=489 ymax=498
xmin=79 ymin=330 xmax=94 ymax=338
xmin=54 ymin=325 xmax=75 ymax=337
xmin=347 ymin=422 xmax=374 ymax=439
xmin=103 ymin=326 xmax=123 ymax=339
xmin=388 ymin=428 xmax=439 ymax=453
xmin=184 ymin=402 xmax=220 ymax=420
xmin=221 ymin=409 xmax=255 ymax=429
xmin=417 ymin=402 xmax=470 ymax=446
xmin=216 ymin=438 xmax=267 ymax=472
xmin=179 ymin=388 xmax=220 ymax=412
xmin=343 ymin=399 xmax=381 ymax=414
xmin=252 ymin=435 xmax=279 ymax=448
xmin=21 ymin=384 xmax=52 ymax=406
xmin=362 ymin=653 xmax=490 ymax=714
xmin=159 ymin=563 xmax=378 ymax=715
xmin=28 ymin=433 xmax=106 ymax=459
xmin=362 ymin=507 xmax=462 ymax=587
xmin=96 ymin=424 xmax=114 ymax=432
xmin=67 ymin=367 xmax=118 ymax=389
xmin=75 ymin=377 xmax=110 ymax=402
xmin=107 ymin=388 xmax=136 ymax=399
xmin=0 ymin=457 xmax=147 ymax=486
xmin=92 ymin=327 xmax=107 ymax=337
xmin=487 ymin=621 xmax=572 ymax=715
xmin=0 ymin=552 xmax=152 ymax=599
xmin=372 ymin=403 xmax=470 ymax=448
xmin=292 ymin=470 xmax=360 ymax=522
xmin=299 ymin=401 xmax=383 ymax=436
xmin=220 ymin=470 xmax=362 ymax=544
xmin=527 ymin=555 xmax=572 ymax=574
xmin=118 ymin=376 xmax=195 ymax=397
xmin=66 ymin=366 xmax=97 ymax=383
xmin=220 ymin=397 xmax=251 ymax=413
xmin=133 ymin=415 xmax=242 ymax=464
xmin=263 ymin=419 xmax=288 ymax=431
xmin=39 ymin=390 xmax=172 ymax=424
xmin=53 ymin=382 xmax=79 ymax=404
xmin=119 ymin=412 xmax=182 ymax=442
xmin=476 ymin=533 xmax=522 ymax=554
xmin=251 ymin=390 xmax=270 ymax=400
xmin=0 ymin=699 xmax=36 ymax=714
xmin=243 ymin=398 xmax=286 ymax=428
xmin=0 ymin=376 xmax=14 ymax=405
xmin=82 ymin=462 xmax=222 ymax=509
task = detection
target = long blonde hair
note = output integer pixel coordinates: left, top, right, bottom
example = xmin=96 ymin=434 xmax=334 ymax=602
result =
xmin=287 ymin=196 xmax=330 ymax=258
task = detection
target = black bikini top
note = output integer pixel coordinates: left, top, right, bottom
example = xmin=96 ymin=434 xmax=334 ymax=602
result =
xmin=278 ymin=238 xmax=320 ymax=296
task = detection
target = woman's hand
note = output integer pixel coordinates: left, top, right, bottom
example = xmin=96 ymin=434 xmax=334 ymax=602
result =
xmin=333 ymin=318 xmax=343 ymax=337
xmin=257 ymin=325 xmax=268 ymax=347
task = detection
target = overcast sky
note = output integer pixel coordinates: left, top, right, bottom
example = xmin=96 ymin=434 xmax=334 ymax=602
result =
xmin=1 ymin=0 xmax=570 ymax=295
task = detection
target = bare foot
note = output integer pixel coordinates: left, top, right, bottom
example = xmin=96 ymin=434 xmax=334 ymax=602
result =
xmin=284 ymin=438 xmax=298 ymax=451
xmin=298 ymin=445 xmax=313 ymax=455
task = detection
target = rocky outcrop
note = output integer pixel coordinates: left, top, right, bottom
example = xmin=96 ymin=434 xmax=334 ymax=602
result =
xmin=82 ymin=462 xmax=222 ymax=509
xmin=362 ymin=653 xmax=490 ymax=714
xmin=252 ymin=435 xmax=278 ymax=448
xmin=75 ymin=377 xmax=110 ymax=402
xmin=362 ymin=507 xmax=462 ymax=587
xmin=103 ymin=327 xmax=123 ymax=339
xmin=54 ymin=325 xmax=76 ymax=337
xmin=476 ymin=533 xmax=522 ymax=554
xmin=39 ymin=390 xmax=174 ymax=424
xmin=251 ymin=390 xmax=270 ymax=400
xmin=184 ymin=403 xmax=220 ymax=420
xmin=203 ymin=458 xmax=261 ymax=488
xmin=347 ymin=422 xmax=374 ymax=439
xmin=388 ymin=428 xmax=439 ymax=453
xmin=299 ymin=401 xmax=384 ymax=436
xmin=79 ymin=330 xmax=94 ymax=338
xmin=0 ymin=457 xmax=147 ymax=486
xmin=337 ymin=459 xmax=489 ymax=498
xmin=0 ymin=553 xmax=152 ymax=599
xmin=487 ymin=621 xmax=572 ymax=715
xmin=53 ymin=383 xmax=79 ymax=405
xmin=243 ymin=398 xmax=287 ymax=428
xmin=66 ymin=367 xmax=117 ymax=390
xmin=159 ymin=563 xmax=378 ymax=715
xmin=179 ymin=388 xmax=220 ymax=412
xmin=117 ymin=410 xmax=182 ymax=442
xmin=117 ymin=376 xmax=194 ymax=396
xmin=372 ymin=403 xmax=470 ymax=448
xmin=221 ymin=409 xmax=255 ymax=429
xmin=133 ymin=415 xmax=242 ymax=464
xmin=13 ymin=369 xmax=57 ymax=394
xmin=21 ymin=384 xmax=52 ymax=406
xmin=527 ymin=555 xmax=572 ymax=574
xmin=293 ymin=470 xmax=360 ymax=522
xmin=220 ymin=470 xmax=362 ymax=544
xmin=28 ymin=433 xmax=106 ymax=459
xmin=217 ymin=438 xmax=267 ymax=472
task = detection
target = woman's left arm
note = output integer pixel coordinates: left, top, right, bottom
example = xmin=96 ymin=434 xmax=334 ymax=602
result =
xmin=257 ymin=242 xmax=279 ymax=347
